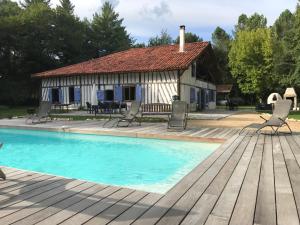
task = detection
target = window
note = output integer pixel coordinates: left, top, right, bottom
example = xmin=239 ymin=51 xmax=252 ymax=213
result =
xmin=123 ymin=86 xmax=136 ymax=101
xmin=69 ymin=87 xmax=75 ymax=103
xmin=105 ymin=90 xmax=114 ymax=101
xmin=192 ymin=62 xmax=196 ymax=77
xmin=51 ymin=88 xmax=59 ymax=103
xmin=190 ymin=88 xmax=196 ymax=103
xmin=209 ymin=90 xmax=215 ymax=102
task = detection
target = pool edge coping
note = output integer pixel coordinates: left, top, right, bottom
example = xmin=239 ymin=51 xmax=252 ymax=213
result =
xmin=0 ymin=124 xmax=226 ymax=144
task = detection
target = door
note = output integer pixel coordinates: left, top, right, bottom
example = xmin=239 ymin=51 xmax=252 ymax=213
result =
xmin=197 ymin=90 xmax=201 ymax=111
xmin=201 ymin=89 xmax=206 ymax=110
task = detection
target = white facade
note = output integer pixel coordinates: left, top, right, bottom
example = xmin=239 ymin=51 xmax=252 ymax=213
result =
xmin=41 ymin=66 xmax=216 ymax=111
xmin=180 ymin=64 xmax=216 ymax=110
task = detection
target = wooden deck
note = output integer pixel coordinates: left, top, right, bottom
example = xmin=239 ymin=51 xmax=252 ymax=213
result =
xmin=1 ymin=131 xmax=300 ymax=224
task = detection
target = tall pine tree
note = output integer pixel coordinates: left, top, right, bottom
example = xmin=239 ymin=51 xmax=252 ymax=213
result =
xmin=57 ymin=0 xmax=74 ymax=15
xmin=54 ymin=0 xmax=89 ymax=64
xmin=90 ymin=2 xmax=132 ymax=57
xmin=272 ymin=9 xmax=298 ymax=89
xmin=21 ymin=0 xmax=51 ymax=8
xmin=211 ymin=27 xmax=232 ymax=84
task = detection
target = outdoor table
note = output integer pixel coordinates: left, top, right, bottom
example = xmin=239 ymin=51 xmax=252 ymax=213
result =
xmin=53 ymin=103 xmax=71 ymax=113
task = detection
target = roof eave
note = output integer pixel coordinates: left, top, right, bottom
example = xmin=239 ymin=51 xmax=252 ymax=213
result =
xmin=31 ymin=66 xmax=191 ymax=78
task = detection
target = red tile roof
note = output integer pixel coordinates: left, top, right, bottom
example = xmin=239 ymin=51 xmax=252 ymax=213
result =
xmin=33 ymin=42 xmax=210 ymax=78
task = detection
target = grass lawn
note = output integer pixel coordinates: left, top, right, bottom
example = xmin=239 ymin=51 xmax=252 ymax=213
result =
xmin=216 ymin=105 xmax=255 ymax=110
xmin=0 ymin=106 xmax=30 ymax=119
xmin=289 ymin=111 xmax=300 ymax=120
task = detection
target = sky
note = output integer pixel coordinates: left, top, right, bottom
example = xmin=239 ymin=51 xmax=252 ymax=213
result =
xmin=14 ymin=0 xmax=299 ymax=43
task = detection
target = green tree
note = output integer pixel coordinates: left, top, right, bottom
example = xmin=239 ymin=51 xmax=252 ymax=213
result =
xmin=211 ymin=26 xmax=232 ymax=84
xmin=0 ymin=0 xmax=23 ymax=104
xmin=174 ymin=32 xmax=203 ymax=44
xmin=235 ymin=13 xmax=267 ymax=33
xmin=229 ymin=28 xmax=273 ymax=100
xmin=272 ymin=9 xmax=298 ymax=89
xmin=21 ymin=0 xmax=51 ymax=8
xmin=90 ymin=2 xmax=132 ymax=57
xmin=148 ymin=29 xmax=173 ymax=46
xmin=0 ymin=0 xmax=21 ymax=17
xmin=132 ymin=42 xmax=146 ymax=48
xmin=292 ymin=4 xmax=300 ymax=87
xmin=0 ymin=1 xmax=56 ymax=105
xmin=57 ymin=0 xmax=74 ymax=15
xmin=54 ymin=0 xmax=90 ymax=64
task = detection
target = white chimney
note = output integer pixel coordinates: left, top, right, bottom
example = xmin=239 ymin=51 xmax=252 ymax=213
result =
xmin=179 ymin=25 xmax=185 ymax=52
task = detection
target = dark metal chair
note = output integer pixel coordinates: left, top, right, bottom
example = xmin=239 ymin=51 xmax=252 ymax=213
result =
xmin=86 ymin=102 xmax=92 ymax=114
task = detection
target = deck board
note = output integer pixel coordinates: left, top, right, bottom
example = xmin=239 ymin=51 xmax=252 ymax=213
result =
xmin=254 ymin=134 xmax=276 ymax=225
xmin=156 ymin=135 xmax=251 ymax=225
xmin=59 ymin=188 xmax=134 ymax=225
xmin=228 ymin=134 xmax=264 ymax=225
xmin=0 ymin=124 xmax=300 ymax=224
xmin=84 ymin=191 xmax=148 ymax=225
xmin=11 ymin=183 xmax=106 ymax=225
xmin=273 ymin=135 xmax=299 ymax=225
xmin=203 ymin=135 xmax=258 ymax=225
xmin=279 ymin=135 xmax=300 ymax=221
xmin=36 ymin=186 xmax=120 ymax=225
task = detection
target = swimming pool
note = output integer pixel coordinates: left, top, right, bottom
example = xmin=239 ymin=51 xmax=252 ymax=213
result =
xmin=0 ymin=128 xmax=219 ymax=193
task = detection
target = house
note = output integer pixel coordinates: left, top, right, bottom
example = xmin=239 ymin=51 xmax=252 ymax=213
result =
xmin=32 ymin=26 xmax=219 ymax=111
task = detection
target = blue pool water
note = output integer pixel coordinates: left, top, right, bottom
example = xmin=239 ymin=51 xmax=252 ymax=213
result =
xmin=0 ymin=128 xmax=219 ymax=193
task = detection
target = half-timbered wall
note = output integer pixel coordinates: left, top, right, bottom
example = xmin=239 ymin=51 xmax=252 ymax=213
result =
xmin=180 ymin=64 xmax=216 ymax=110
xmin=41 ymin=71 xmax=178 ymax=107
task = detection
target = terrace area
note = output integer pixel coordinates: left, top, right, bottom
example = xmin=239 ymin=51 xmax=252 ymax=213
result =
xmin=0 ymin=117 xmax=300 ymax=225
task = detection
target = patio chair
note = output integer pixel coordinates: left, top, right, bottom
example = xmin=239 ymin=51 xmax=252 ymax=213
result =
xmin=167 ymin=100 xmax=188 ymax=130
xmin=0 ymin=143 xmax=6 ymax=180
xmin=26 ymin=101 xmax=52 ymax=124
xmin=239 ymin=100 xmax=292 ymax=135
xmin=86 ymin=102 xmax=92 ymax=114
xmin=103 ymin=101 xmax=141 ymax=127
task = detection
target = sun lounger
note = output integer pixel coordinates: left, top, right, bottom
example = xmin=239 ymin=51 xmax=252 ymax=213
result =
xmin=26 ymin=101 xmax=52 ymax=124
xmin=103 ymin=101 xmax=141 ymax=127
xmin=0 ymin=143 xmax=6 ymax=180
xmin=240 ymin=100 xmax=292 ymax=135
xmin=168 ymin=100 xmax=188 ymax=130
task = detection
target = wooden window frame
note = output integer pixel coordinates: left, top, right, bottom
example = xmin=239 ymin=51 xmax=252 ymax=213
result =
xmin=123 ymin=85 xmax=136 ymax=101
xmin=69 ymin=86 xmax=75 ymax=103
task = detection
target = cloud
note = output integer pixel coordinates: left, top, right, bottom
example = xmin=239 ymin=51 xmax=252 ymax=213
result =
xmin=10 ymin=0 xmax=299 ymax=42
xmin=140 ymin=1 xmax=171 ymax=20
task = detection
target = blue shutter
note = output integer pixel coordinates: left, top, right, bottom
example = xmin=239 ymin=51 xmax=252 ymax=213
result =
xmin=59 ymin=88 xmax=64 ymax=103
xmin=48 ymin=88 xmax=52 ymax=103
xmin=114 ymin=85 xmax=123 ymax=102
xmin=135 ymin=85 xmax=142 ymax=102
xmin=97 ymin=90 xmax=105 ymax=101
xmin=74 ymin=88 xmax=81 ymax=103
xmin=190 ymin=88 xmax=196 ymax=103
